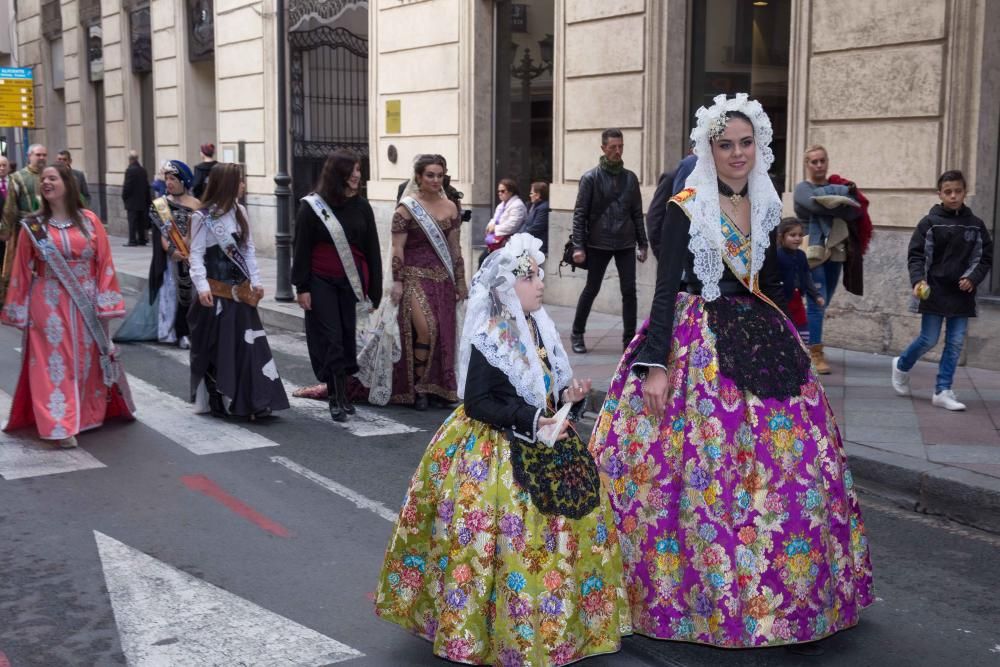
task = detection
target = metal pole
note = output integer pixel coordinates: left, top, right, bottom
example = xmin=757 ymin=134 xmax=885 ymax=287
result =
xmin=273 ymin=0 xmax=294 ymax=302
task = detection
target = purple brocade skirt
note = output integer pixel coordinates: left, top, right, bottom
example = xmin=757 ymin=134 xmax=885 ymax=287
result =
xmin=588 ymin=294 xmax=874 ymax=647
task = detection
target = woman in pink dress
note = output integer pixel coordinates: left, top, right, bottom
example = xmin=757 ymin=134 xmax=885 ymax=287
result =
xmin=1 ymin=163 xmax=134 ymax=448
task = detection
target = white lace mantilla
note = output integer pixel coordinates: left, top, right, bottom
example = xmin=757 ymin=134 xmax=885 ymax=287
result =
xmin=457 ymin=234 xmax=571 ymax=410
xmin=683 ymin=93 xmax=783 ymax=301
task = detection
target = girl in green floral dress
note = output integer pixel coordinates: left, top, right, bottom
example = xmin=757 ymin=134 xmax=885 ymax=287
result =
xmin=375 ymin=233 xmax=631 ymax=666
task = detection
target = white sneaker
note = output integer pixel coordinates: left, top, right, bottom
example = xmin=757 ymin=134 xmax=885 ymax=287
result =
xmin=179 ymin=336 xmax=191 ymax=350
xmin=891 ymin=357 xmax=911 ymax=396
xmin=932 ymin=389 xmax=966 ymax=411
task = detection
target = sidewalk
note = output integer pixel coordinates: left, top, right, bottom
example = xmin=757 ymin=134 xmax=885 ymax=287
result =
xmin=111 ymin=237 xmax=1000 ymax=532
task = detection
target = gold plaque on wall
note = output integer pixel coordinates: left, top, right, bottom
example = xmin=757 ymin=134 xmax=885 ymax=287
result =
xmin=385 ymin=99 xmax=401 ymax=135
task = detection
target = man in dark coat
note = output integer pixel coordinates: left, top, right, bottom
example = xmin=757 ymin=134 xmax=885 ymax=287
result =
xmin=56 ymin=149 xmax=91 ymax=208
xmin=121 ymin=150 xmax=151 ymax=246
xmin=646 ymin=153 xmax=697 ymax=260
xmin=570 ymin=128 xmax=648 ymax=353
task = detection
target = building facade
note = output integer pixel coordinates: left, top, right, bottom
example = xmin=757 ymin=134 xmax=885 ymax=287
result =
xmin=8 ymin=0 xmax=1000 ymax=368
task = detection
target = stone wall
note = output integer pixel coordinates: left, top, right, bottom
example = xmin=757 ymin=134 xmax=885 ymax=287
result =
xmin=782 ymin=0 xmax=998 ymax=369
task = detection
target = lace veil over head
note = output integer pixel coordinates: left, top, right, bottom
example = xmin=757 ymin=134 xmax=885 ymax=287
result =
xmin=682 ymin=92 xmax=783 ymax=301
xmin=457 ymin=233 xmax=572 ymax=410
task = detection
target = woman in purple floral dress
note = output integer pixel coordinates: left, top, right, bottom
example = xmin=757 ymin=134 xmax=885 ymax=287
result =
xmin=588 ymin=94 xmax=873 ymax=650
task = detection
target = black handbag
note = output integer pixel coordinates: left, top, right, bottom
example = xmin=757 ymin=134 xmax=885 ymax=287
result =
xmin=559 ymin=237 xmax=588 ymax=275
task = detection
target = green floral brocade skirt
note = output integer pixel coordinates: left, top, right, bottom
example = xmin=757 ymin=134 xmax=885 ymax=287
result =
xmin=375 ymin=406 xmax=632 ymax=666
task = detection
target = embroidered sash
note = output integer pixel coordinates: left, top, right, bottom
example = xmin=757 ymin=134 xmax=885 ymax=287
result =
xmin=20 ymin=218 xmax=133 ymax=402
xmin=399 ymin=195 xmax=454 ymax=283
xmin=302 ymin=193 xmax=371 ymax=310
xmin=153 ymin=197 xmax=190 ymax=257
xmin=199 ymin=208 xmax=254 ymax=283
xmin=717 ymin=215 xmax=807 ymax=354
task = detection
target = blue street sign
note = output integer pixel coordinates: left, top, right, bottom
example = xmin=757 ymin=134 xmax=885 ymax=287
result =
xmin=0 ymin=67 xmax=33 ymax=80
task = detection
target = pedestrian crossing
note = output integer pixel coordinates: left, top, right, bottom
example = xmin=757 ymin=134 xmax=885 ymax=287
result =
xmin=0 ymin=389 xmax=107 ymax=480
xmin=143 ymin=341 xmax=420 ymax=438
xmin=0 ymin=335 xmax=423 ymax=481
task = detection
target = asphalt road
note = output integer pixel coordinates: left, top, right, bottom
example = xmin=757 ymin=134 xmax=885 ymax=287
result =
xmin=1 ymin=301 xmax=999 ymax=667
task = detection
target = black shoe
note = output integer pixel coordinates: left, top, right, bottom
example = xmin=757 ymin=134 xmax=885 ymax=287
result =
xmin=335 ymin=373 xmax=355 ymax=416
xmin=785 ymin=643 xmax=825 ymax=657
xmin=208 ymin=392 xmax=228 ymax=419
xmin=123 ymin=242 xmax=138 ymax=247
xmin=571 ymin=333 xmax=587 ymax=354
xmin=249 ymin=407 xmax=273 ymax=421
xmin=329 ymin=396 xmax=347 ymax=422
xmin=428 ymin=395 xmax=456 ymax=410
xmin=414 ymin=393 xmax=429 ymax=411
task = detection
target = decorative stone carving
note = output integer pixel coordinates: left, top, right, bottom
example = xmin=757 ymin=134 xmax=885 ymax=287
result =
xmin=188 ymin=0 xmax=215 ymax=62
xmin=130 ymin=8 xmax=152 ymax=74
xmin=41 ymin=0 xmax=63 ymax=41
xmin=289 ymin=0 xmax=367 ymax=32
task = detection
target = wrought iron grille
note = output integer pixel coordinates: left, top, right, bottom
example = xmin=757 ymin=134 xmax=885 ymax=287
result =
xmin=289 ymin=25 xmax=369 ymax=201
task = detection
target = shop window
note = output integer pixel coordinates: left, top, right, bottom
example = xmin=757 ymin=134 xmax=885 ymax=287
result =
xmin=494 ymin=1 xmax=554 ymax=193
xmin=688 ymin=0 xmax=791 ymax=190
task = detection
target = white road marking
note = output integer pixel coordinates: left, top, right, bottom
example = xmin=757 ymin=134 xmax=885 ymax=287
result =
xmin=0 ymin=390 xmax=106 ymax=480
xmin=263 ymin=331 xmax=310 ymax=358
xmin=139 ymin=342 xmax=420 ymax=438
xmin=271 ymin=456 xmax=398 ymax=522
xmin=127 ymin=375 xmax=279 ymax=455
xmin=95 ymin=531 xmax=364 ymax=666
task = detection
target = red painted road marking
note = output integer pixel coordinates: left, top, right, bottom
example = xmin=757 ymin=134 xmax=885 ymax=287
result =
xmin=181 ymin=475 xmax=291 ymax=538
xmin=366 ymin=591 xmax=375 ymax=602
xmin=0 ymin=650 xmax=11 ymax=667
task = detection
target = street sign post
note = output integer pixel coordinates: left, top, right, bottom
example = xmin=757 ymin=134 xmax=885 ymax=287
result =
xmin=0 ymin=67 xmax=35 ymax=128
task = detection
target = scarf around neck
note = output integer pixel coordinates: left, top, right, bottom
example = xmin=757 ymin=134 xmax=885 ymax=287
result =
xmin=599 ymin=155 xmax=624 ymax=175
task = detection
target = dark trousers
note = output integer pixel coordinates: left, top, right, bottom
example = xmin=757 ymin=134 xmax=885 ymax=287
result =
xmin=304 ymin=274 xmax=359 ymax=385
xmin=127 ymin=209 xmax=148 ymax=245
xmin=572 ymin=246 xmax=637 ymax=342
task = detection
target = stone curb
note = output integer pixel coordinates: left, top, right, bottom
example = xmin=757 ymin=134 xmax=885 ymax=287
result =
xmin=118 ymin=268 xmax=1000 ymax=534
xmin=117 ymin=270 xmax=305 ymax=334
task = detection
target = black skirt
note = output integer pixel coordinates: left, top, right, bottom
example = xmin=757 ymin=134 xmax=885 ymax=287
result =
xmin=188 ymin=298 xmax=290 ymax=417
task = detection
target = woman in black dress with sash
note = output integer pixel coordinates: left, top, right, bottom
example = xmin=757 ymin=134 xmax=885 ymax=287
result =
xmin=292 ymin=150 xmax=382 ymax=421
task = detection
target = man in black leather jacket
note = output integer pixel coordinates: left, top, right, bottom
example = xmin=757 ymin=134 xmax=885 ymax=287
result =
xmin=570 ymin=128 xmax=648 ymax=353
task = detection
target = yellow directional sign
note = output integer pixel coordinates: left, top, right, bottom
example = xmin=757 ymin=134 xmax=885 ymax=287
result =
xmin=0 ymin=67 xmax=35 ymax=128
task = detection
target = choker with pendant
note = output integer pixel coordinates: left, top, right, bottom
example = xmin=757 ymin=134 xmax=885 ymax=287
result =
xmin=718 ymin=180 xmax=749 ymax=207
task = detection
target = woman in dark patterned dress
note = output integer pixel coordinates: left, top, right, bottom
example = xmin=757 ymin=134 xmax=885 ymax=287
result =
xmin=389 ymin=154 xmax=468 ymax=410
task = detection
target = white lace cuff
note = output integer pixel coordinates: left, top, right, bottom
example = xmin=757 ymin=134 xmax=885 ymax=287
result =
xmin=510 ymin=408 xmax=541 ymax=443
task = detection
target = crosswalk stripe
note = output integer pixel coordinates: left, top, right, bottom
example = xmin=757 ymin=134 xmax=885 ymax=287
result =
xmin=135 ymin=342 xmax=420 ymax=438
xmin=0 ymin=390 xmax=107 ymax=480
xmin=127 ymin=375 xmax=279 ymax=455
xmin=96 ymin=531 xmax=364 ymax=665
xmin=271 ymin=455 xmax=399 ymax=522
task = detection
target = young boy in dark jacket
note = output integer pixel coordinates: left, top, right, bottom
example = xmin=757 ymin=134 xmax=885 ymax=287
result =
xmin=891 ymin=170 xmax=994 ymax=410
